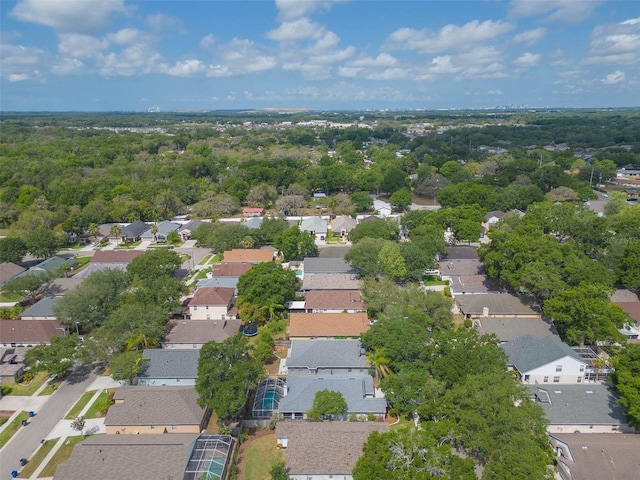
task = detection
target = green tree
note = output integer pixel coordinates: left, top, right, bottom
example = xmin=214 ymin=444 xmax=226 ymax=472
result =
xmin=252 ymin=329 xmax=275 ymax=364
xmin=70 ymin=416 xmax=86 ymax=434
xmin=127 ymin=249 xmax=182 ymax=280
xmin=109 ymin=224 xmax=122 ymax=242
xmin=381 ymin=168 xmax=408 ymax=194
xmin=350 ymin=191 xmax=373 ymax=212
xmin=617 ymin=240 xmax=640 ymax=291
xmin=24 ymin=334 xmax=81 ymax=377
xmin=274 ymin=227 xmax=317 ymax=261
xmin=24 ymin=228 xmax=59 ymax=259
xmin=306 ymin=389 xmax=347 ymax=421
xmin=0 ymin=237 xmax=27 ymax=263
xmin=366 ymin=348 xmax=391 ymax=387
xmin=389 ymin=188 xmax=411 ymax=210
xmin=348 ymin=218 xmax=399 ymax=244
xmin=1 ymin=272 xmax=51 ymax=302
xmin=109 ymin=350 xmax=145 ymax=384
xmin=611 ymin=344 xmax=640 ymax=430
xmin=345 ymin=237 xmax=386 ymax=277
xmin=269 ymin=461 xmax=289 ymax=480
xmin=196 ymin=334 xmax=262 ymax=425
xmin=378 ymin=242 xmax=406 ymax=280
xmin=258 ymin=217 xmax=290 ymax=244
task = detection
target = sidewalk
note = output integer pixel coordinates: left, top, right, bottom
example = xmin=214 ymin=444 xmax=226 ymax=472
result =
xmin=0 ymin=378 xmax=52 ymax=438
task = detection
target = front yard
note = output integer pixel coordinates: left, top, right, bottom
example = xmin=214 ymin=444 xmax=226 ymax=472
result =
xmin=2 ymin=371 xmax=50 ymax=396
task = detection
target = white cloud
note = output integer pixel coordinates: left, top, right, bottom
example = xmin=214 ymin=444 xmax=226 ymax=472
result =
xmin=11 ymin=0 xmax=129 ymax=33
xmin=58 ymin=33 xmax=107 ymax=59
xmin=275 ymin=0 xmax=347 ymax=21
xmin=428 ymin=56 xmax=461 ymax=74
xmin=509 ymin=0 xmax=603 ymax=23
xmin=8 ymin=73 xmax=30 ymax=82
xmin=347 ymin=54 xmax=397 ymax=68
xmin=51 ymin=57 xmax=85 ymax=75
xmin=96 ymin=45 xmax=163 ymax=76
xmin=163 ymin=59 xmax=206 ymax=77
xmin=601 ymin=70 xmax=625 ymax=85
xmin=206 ymin=38 xmax=277 ymax=77
xmin=513 ymin=52 xmax=541 ymax=66
xmin=488 ymin=90 xmax=503 ymax=95
xmin=0 ymin=43 xmax=47 ymax=81
xmin=106 ymin=28 xmax=148 ymax=46
xmin=267 ymin=18 xmax=326 ymax=41
xmin=383 ymin=20 xmax=514 ymax=54
xmin=514 ymin=28 xmax=546 ymax=44
xmin=146 ymin=13 xmax=184 ymax=32
xmin=586 ymin=18 xmax=640 ymax=65
xmin=200 ymin=34 xmax=215 ymax=50
xmin=457 ymin=46 xmax=502 ymax=66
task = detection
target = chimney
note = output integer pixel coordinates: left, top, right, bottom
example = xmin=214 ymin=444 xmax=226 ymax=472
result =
xmin=481 ymin=307 xmax=489 ymax=318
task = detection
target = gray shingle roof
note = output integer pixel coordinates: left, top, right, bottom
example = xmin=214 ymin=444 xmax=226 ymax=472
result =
xmin=196 ymin=277 xmax=239 ymax=290
xmin=502 ymin=335 xmax=585 ymax=372
xmin=288 ymin=340 xmax=367 ymax=371
xmin=455 ymin=293 xmax=540 ymax=315
xmin=303 ymin=257 xmax=354 ymax=274
xmin=243 ymin=217 xmax=263 ymax=229
xmin=278 ymin=375 xmax=386 ymax=415
xmin=530 ymin=384 xmax=627 ymax=426
xmin=105 ymin=386 xmax=206 ymax=426
xmin=53 ymin=433 xmax=199 ymax=480
xmin=121 ymin=220 xmax=149 ymax=239
xmin=138 ymin=349 xmax=200 ymax=380
xmin=475 ymin=317 xmax=559 ymax=343
xmin=300 ymin=216 xmax=328 ymax=234
xmin=20 ymin=296 xmax=59 ymax=319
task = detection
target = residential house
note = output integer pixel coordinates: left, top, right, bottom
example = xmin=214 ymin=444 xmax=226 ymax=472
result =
xmin=242 ymin=207 xmax=264 ymax=217
xmin=529 ymin=384 xmax=633 ymax=433
xmin=223 ymin=249 xmax=274 ymax=263
xmin=185 ymin=287 xmax=236 ymax=321
xmin=0 ymin=320 xmax=65 ymax=347
xmin=300 ymin=216 xmax=328 ymax=240
xmin=502 ymin=335 xmax=588 ymax=384
xmin=441 ymin=246 xmax=479 ymax=260
xmin=288 ymin=312 xmax=370 ymax=339
xmin=54 ymin=434 xmax=233 ymax=480
xmin=438 ymin=259 xmax=484 ymax=280
xmin=140 ymin=220 xmax=180 ymax=242
xmin=448 ymin=275 xmax=496 ymax=296
xmin=177 ymin=219 xmax=203 ymax=240
xmin=105 ymin=386 xmax=209 ymax=434
xmin=136 ymin=349 xmax=200 ymax=386
xmin=611 ymin=289 xmax=640 ymax=341
xmin=484 ymin=210 xmax=505 ymax=227
xmin=16 ymin=255 xmax=77 ymax=279
xmin=302 ymin=257 xmax=354 ymax=275
xmin=196 ymin=276 xmax=240 ymax=291
xmin=211 ymin=262 xmax=253 ymax=277
xmin=455 ymin=293 xmax=541 ymax=319
xmin=275 ymin=421 xmax=389 ymax=480
xmin=301 ymin=273 xmax=361 ymax=291
xmin=49 ymin=277 xmax=84 ymax=294
xmin=550 ymin=433 xmax=640 ymax=480
xmin=74 ymin=250 xmax=144 ymax=278
xmin=373 ymin=199 xmax=392 ymax=217
xmin=278 ymin=375 xmax=386 ymax=420
xmin=118 ymin=220 xmax=149 ymax=242
xmin=0 ymin=347 xmax=26 ymax=384
xmin=242 ymin=216 xmax=263 ymax=229
xmin=162 ymin=318 xmax=241 ymax=349
xmin=474 ymin=316 xmax=560 ymax=343
xmin=285 ymin=339 xmax=369 ymax=375
xmin=303 ymin=290 xmax=366 ymax=313
xmin=19 ymin=296 xmax=59 ymax=320
xmin=330 ymin=216 xmax=357 ymax=237
xmin=0 ymin=262 xmax=25 ymax=287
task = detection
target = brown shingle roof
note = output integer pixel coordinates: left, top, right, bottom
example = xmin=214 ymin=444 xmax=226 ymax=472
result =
xmin=615 ymin=302 xmax=640 ymax=323
xmin=189 ymin=287 xmax=235 ymax=307
xmin=0 ymin=262 xmax=25 ymax=284
xmin=304 ymin=290 xmax=366 ymax=311
xmin=288 ymin=313 xmax=370 ymax=338
xmin=302 ymin=273 xmax=361 ymax=291
xmin=164 ymin=319 xmax=241 ymax=345
xmin=223 ymin=249 xmax=273 ymax=263
xmin=0 ymin=319 xmax=65 ymax=344
xmin=91 ymin=250 xmax=145 ymax=263
xmin=276 ymin=421 xmax=389 ymax=475
xmin=105 ymin=386 xmax=206 ymax=427
xmin=211 ymin=262 xmax=253 ymax=277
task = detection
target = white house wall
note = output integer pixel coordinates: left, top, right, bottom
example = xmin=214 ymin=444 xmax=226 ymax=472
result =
xmin=189 ymin=304 xmax=228 ymax=320
xmin=520 ymin=355 xmax=587 ymax=385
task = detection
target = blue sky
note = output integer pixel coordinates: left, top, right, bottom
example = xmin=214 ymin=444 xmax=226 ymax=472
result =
xmin=1 ymin=0 xmax=638 ymax=111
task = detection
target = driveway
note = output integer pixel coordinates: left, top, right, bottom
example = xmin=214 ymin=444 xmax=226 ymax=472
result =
xmin=0 ymin=366 xmax=99 ymax=480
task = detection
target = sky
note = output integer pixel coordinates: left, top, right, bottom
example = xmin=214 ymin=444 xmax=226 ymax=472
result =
xmin=0 ymin=0 xmax=638 ymax=111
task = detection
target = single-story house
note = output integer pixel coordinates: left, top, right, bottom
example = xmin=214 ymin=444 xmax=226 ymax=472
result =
xmin=455 ymin=293 xmax=542 ymax=319
xmin=140 ymin=220 xmax=181 ymax=242
xmin=441 ymin=246 xmax=479 ymax=260
xmin=529 ymin=385 xmax=633 ymax=434
xmin=53 ymin=433 xmax=233 ymax=480
xmin=242 ymin=216 xmax=263 ymax=229
xmin=0 ymin=262 xmax=25 ymax=287
xmin=0 ymin=347 xmax=26 ymax=384
xmin=211 ymin=262 xmax=253 ymax=277
xmin=49 ymin=277 xmax=84 ymax=294
xmin=300 ymin=217 xmax=328 ymax=239
xmin=303 ymin=290 xmax=366 ymax=313
xmin=373 ymin=199 xmax=392 ymax=217
xmin=177 ymin=219 xmax=203 ymax=240
xmin=223 ymin=249 xmax=274 ymax=263
xmin=242 ymin=207 xmax=264 ymax=217
xmin=19 ymin=296 xmax=60 ymax=320
xmin=16 ymin=255 xmax=77 ymax=279
xmin=448 ymin=274 xmax=496 ymax=296
xmin=288 ymin=312 xmax=370 ymax=339
xmin=484 ymin=210 xmax=505 ymax=226
xmin=286 ymin=339 xmax=369 ymax=376
xmin=275 ymin=421 xmax=389 ymax=480
xmin=136 ymin=349 xmax=200 ymax=386
xmin=105 ymin=386 xmax=209 ymax=435
xmin=550 ymin=433 xmax=640 ymax=480
xmin=75 ymin=250 xmax=144 ymax=279
xmin=185 ymin=287 xmax=236 ymax=321
xmin=118 ymin=220 xmax=149 ymax=242
xmin=162 ymin=319 xmax=241 ymax=349
xmin=301 ymin=273 xmax=361 ymax=291
xmin=278 ymin=375 xmax=386 ymax=420
xmin=0 ymin=319 xmax=65 ymax=347
xmin=473 ymin=316 xmax=560 ymax=343
xmin=330 ymin=215 xmax=357 ymax=237
xmin=438 ymin=259 xmax=484 ymax=278
xmin=303 ymin=257 xmax=353 ymax=275
xmin=503 ymin=335 xmax=588 ymax=385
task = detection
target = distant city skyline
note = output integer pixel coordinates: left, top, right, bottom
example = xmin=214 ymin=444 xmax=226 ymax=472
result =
xmin=1 ymin=0 xmax=638 ymax=111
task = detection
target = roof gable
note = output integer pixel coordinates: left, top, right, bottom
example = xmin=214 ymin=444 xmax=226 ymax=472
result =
xmin=300 ymin=216 xmax=328 ymax=233
xmin=189 ymin=287 xmax=235 ymax=306
xmin=503 ymin=334 xmax=585 ymax=372
xmin=121 ymin=220 xmax=149 ymax=238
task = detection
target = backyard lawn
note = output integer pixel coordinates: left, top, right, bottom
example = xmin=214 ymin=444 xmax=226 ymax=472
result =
xmin=242 ymin=433 xmax=284 ymax=480
xmin=39 ymin=435 xmax=87 ymax=478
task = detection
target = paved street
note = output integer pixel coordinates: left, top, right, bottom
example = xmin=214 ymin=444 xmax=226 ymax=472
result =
xmin=0 ymin=367 xmax=98 ymax=480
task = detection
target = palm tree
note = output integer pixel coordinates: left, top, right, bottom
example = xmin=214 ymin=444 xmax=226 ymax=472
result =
xmin=366 ymin=348 xmax=392 ymax=387
xmin=259 ymin=301 xmax=285 ymax=324
xmin=125 ymin=330 xmax=160 ymax=351
xmin=87 ymin=223 xmax=99 ymax=243
xmin=109 ymin=224 xmax=122 ymax=243
xmin=150 ymin=223 xmax=159 ymax=242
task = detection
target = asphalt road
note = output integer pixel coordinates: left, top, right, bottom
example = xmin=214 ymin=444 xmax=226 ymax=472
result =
xmin=0 ymin=366 xmax=98 ymax=480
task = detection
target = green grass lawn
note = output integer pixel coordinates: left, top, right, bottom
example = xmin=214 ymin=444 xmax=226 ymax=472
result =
xmin=38 ymin=379 xmax=62 ymax=396
xmin=197 ymin=254 xmax=213 ymax=266
xmin=0 ymin=412 xmax=29 ymax=449
xmin=39 ymin=435 xmax=87 ymax=478
xmin=389 ymin=416 xmax=415 ymax=430
xmin=17 ymin=438 xmax=58 ymax=478
xmin=0 ymin=292 xmax=22 ymax=302
xmin=74 ymin=256 xmax=92 ymax=267
xmin=242 ymin=433 xmax=284 ymax=480
xmin=84 ymin=389 xmax=115 ymax=419
xmin=65 ymin=391 xmax=96 ymax=419
xmin=4 ymin=371 xmax=50 ymax=396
